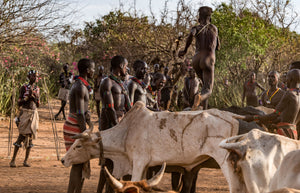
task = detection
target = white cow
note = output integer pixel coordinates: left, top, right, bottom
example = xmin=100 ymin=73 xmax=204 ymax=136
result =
xmin=219 ymin=129 xmax=300 ymax=193
xmin=269 ymin=150 xmax=300 ymax=191
xmin=269 ymin=188 xmax=300 ymax=193
xmin=62 ymin=101 xmax=244 ymax=192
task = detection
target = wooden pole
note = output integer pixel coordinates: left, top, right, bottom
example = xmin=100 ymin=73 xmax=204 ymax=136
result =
xmin=42 ymin=76 xmax=60 ymax=160
xmin=8 ymin=76 xmax=16 ymax=158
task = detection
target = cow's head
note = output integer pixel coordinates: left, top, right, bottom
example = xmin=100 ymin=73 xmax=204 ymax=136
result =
xmin=105 ymin=162 xmax=167 ymax=193
xmin=219 ymin=129 xmax=285 ymax=193
xmin=61 ymin=131 xmax=102 ymax=167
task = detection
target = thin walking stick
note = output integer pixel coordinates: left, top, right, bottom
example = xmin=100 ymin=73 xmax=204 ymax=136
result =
xmin=42 ymin=76 xmax=60 ymax=160
xmin=8 ymin=77 xmax=16 ymax=158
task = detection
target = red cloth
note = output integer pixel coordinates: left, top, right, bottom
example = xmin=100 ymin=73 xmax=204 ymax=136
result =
xmin=276 ymin=122 xmax=297 ymax=140
xmin=63 ymin=113 xmax=81 ymax=151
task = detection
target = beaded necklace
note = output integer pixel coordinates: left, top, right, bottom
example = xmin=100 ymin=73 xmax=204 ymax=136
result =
xmin=266 ymin=88 xmax=280 ymax=104
xmin=131 ymin=77 xmax=147 ymax=89
xmin=74 ymin=76 xmax=93 ymax=94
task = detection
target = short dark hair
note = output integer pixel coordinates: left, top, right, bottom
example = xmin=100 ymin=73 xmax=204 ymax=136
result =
xmin=77 ymin=58 xmax=93 ymax=74
xmin=111 ymin=55 xmax=126 ymax=72
xmin=153 ymin=72 xmax=165 ymax=82
xmin=198 ymin=6 xmax=213 ymax=17
xmin=269 ymin=71 xmax=280 ymax=78
xmin=28 ymin=70 xmax=37 ymax=76
xmin=133 ymin=60 xmax=146 ymax=72
xmin=287 ymin=69 xmax=300 ymax=83
xmin=289 ymin=61 xmax=300 ymax=70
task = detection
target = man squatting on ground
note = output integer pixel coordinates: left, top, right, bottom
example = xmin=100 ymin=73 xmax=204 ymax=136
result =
xmin=63 ymin=58 xmax=95 ymax=193
xmin=178 ymin=6 xmax=220 ymax=110
xmin=97 ymin=55 xmax=132 ymax=193
xmin=244 ymin=69 xmax=300 ymax=140
xmin=55 ymin=63 xmax=73 ymax=120
xmin=10 ymin=70 xmax=40 ymax=167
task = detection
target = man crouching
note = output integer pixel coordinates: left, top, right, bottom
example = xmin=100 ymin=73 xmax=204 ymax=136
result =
xmin=10 ymin=70 xmax=40 ymax=167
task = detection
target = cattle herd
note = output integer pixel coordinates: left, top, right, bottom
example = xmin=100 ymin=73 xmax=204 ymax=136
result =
xmin=62 ymin=101 xmax=300 ymax=193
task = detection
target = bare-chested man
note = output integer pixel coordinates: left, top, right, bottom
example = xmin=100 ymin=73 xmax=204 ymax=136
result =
xmin=94 ymin=65 xmax=105 ymax=121
xmin=183 ymin=67 xmax=201 ymax=109
xmin=261 ymin=71 xmax=285 ymax=108
xmin=178 ymin=6 xmax=220 ymax=110
xmin=242 ymin=72 xmax=265 ymax=107
xmin=160 ymin=66 xmax=173 ymax=110
xmin=63 ymin=58 xmax=95 ymax=193
xmin=97 ymin=55 xmax=131 ymax=193
xmin=146 ymin=72 xmax=166 ymax=111
xmin=245 ymin=69 xmax=300 ymax=140
xmin=127 ymin=60 xmax=148 ymax=105
xmin=10 ymin=70 xmax=40 ymax=168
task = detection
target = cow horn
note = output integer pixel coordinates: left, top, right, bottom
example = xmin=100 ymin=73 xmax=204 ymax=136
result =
xmin=71 ymin=132 xmax=90 ymax=139
xmin=147 ymin=162 xmax=166 ymax=187
xmin=219 ymin=134 xmax=247 ymax=150
xmin=104 ymin=166 xmax=124 ymax=190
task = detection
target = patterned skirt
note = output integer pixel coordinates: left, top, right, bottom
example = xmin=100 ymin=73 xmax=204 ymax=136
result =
xmin=276 ymin=122 xmax=297 ymax=140
xmin=63 ymin=113 xmax=81 ymax=151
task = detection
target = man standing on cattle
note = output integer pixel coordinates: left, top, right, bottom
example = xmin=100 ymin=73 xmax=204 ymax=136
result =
xmin=242 ymin=72 xmax=265 ymax=107
xmin=244 ymin=69 xmax=300 ymax=140
xmin=127 ymin=60 xmax=149 ymax=105
xmin=55 ymin=63 xmax=73 ymax=120
xmin=10 ymin=70 xmax=39 ymax=167
xmin=63 ymin=58 xmax=95 ymax=193
xmin=98 ymin=55 xmax=131 ymax=193
xmin=261 ymin=71 xmax=285 ymax=108
xmin=178 ymin=6 xmax=220 ymax=110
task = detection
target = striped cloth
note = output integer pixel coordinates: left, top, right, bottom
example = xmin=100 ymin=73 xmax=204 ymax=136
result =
xmin=63 ymin=113 xmax=81 ymax=151
xmin=276 ymin=122 xmax=297 ymax=140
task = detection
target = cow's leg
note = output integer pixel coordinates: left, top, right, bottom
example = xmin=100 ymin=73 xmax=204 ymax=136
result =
xmin=67 ymin=163 xmax=84 ymax=193
xmin=172 ymin=172 xmax=182 ymax=191
xmin=180 ymin=171 xmax=194 ymax=193
xmin=131 ymin=160 xmax=147 ymax=181
xmin=97 ymin=159 xmax=114 ymax=193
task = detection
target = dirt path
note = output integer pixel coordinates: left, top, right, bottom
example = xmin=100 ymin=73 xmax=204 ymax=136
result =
xmin=0 ymin=99 xmax=229 ymax=193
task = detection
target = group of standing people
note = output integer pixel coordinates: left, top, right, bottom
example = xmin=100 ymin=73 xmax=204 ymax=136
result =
xmin=8 ymin=4 xmax=300 ymax=193
xmin=242 ymin=63 xmax=300 ymax=140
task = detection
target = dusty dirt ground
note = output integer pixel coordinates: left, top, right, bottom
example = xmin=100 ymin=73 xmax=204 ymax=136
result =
xmin=0 ymin=99 xmax=229 ymax=193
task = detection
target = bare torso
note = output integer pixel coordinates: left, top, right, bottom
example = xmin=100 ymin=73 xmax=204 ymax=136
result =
xmin=127 ymin=78 xmax=148 ymax=105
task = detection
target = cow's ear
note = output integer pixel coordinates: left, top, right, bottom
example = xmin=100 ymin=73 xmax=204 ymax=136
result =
xmin=124 ymin=186 xmax=139 ymax=193
xmin=228 ymin=148 xmax=246 ymax=172
xmin=228 ymin=146 xmax=246 ymax=160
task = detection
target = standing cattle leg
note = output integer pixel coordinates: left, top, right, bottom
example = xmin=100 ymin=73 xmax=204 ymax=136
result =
xmin=67 ymin=163 xmax=84 ymax=193
xmin=97 ymin=159 xmax=114 ymax=193
xmin=171 ymin=172 xmax=182 ymax=191
xmin=180 ymin=158 xmax=220 ymax=193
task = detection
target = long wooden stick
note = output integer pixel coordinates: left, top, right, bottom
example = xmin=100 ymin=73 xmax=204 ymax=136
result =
xmin=8 ymin=77 xmax=16 ymax=158
xmin=43 ymin=77 xmax=60 ymax=160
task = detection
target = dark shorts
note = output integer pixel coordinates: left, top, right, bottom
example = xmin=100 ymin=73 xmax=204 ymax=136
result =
xmin=14 ymin=134 xmax=33 ymax=148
